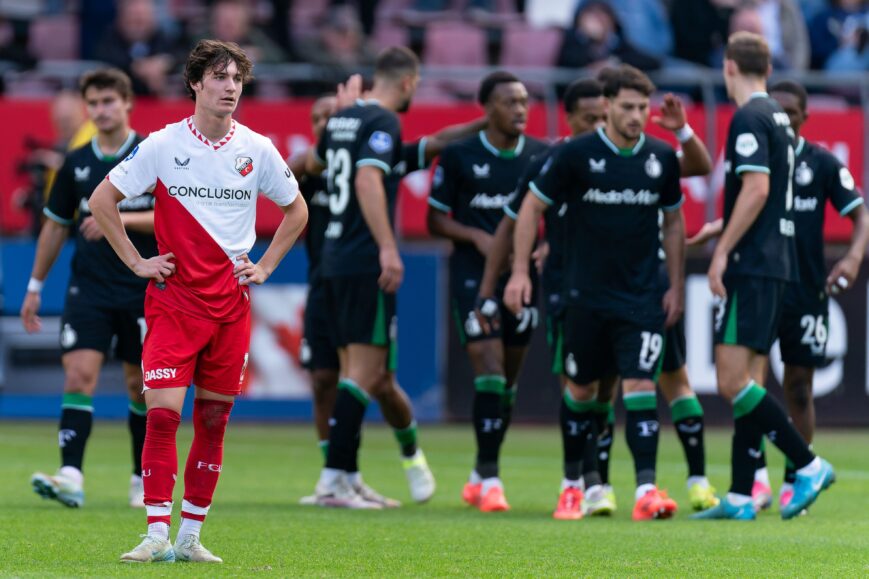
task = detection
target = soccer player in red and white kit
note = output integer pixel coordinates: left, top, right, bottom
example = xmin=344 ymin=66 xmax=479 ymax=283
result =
xmin=90 ymin=40 xmax=308 ymax=563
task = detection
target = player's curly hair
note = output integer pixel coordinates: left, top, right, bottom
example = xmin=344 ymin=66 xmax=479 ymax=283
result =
xmin=184 ymin=39 xmax=254 ymax=102
xmin=769 ymin=80 xmax=808 ymax=114
xmin=478 ymin=70 xmax=522 ymax=106
xmin=600 ymin=65 xmax=655 ymax=99
xmin=563 ymin=78 xmax=602 ymax=114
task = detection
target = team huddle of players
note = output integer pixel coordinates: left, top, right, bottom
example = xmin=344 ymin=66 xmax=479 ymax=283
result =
xmin=21 ymin=30 xmax=865 ymax=564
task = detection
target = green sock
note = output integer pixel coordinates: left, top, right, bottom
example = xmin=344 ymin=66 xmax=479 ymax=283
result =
xmin=318 ymin=440 xmax=329 ymax=461
xmin=394 ymin=420 xmax=418 ymax=458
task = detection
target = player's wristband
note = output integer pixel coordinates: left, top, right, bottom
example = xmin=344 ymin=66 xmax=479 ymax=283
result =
xmin=675 ymin=124 xmax=695 ymax=144
xmin=27 ymin=277 xmax=44 ymax=293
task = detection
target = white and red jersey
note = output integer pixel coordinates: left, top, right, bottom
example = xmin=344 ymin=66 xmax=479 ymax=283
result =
xmin=108 ymin=116 xmax=299 ymax=322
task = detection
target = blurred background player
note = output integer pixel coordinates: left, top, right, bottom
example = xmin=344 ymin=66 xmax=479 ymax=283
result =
xmin=294 ymin=82 xmax=484 ymax=507
xmin=305 ymin=47 xmax=436 ymax=509
xmin=693 ymin=32 xmax=835 ymax=521
xmin=22 ymin=68 xmax=152 ymax=510
xmin=427 ymin=71 xmax=548 ymax=513
xmin=689 ymin=79 xmax=869 ymax=513
xmin=91 ymin=39 xmax=308 ymax=563
xmin=505 ymin=65 xmax=686 ymax=522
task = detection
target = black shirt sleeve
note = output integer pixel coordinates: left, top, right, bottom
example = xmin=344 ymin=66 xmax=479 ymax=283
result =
xmin=44 ymin=157 xmax=77 ymax=226
xmin=823 ymin=152 xmax=864 ymax=216
xmin=660 ymin=148 xmax=685 ymax=211
xmin=401 ymin=139 xmax=428 ymax=173
xmin=730 ymin=109 xmax=771 ymax=176
xmin=529 ymin=144 xmax=570 ymax=207
xmin=357 ymin=111 xmax=401 ymax=175
xmin=506 ymin=153 xmax=548 ymax=220
xmin=428 ymin=146 xmax=458 ymax=213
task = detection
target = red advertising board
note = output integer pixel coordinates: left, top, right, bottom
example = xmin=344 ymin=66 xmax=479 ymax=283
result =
xmin=0 ymin=99 xmax=863 ymax=241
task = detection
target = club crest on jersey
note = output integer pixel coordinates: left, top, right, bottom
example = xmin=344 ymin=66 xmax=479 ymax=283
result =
xmin=235 ymin=156 xmax=253 ymax=177
xmin=74 ymin=166 xmax=91 ymax=182
xmin=795 ymin=161 xmax=813 ymax=186
xmin=735 ymin=133 xmax=759 ymax=158
xmin=589 ymin=158 xmax=606 ymax=173
xmin=472 ymin=163 xmax=490 ymax=178
xmin=368 ymin=130 xmax=393 ymax=154
xmin=433 ymin=165 xmax=445 ymax=187
xmin=644 ymin=154 xmax=662 ymax=178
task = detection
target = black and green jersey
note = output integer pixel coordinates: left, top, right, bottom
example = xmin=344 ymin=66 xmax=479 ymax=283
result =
xmin=44 ymin=131 xmax=156 ymax=309
xmin=791 ymin=137 xmax=864 ymax=290
xmin=723 ymin=92 xmax=798 ymax=282
xmin=429 ymin=131 xmax=548 ymax=273
xmin=315 ymin=99 xmax=427 ymax=278
xmin=505 ymin=142 xmax=566 ymax=296
xmin=530 ymin=127 xmax=683 ymax=312
xmin=300 ymin=173 xmax=330 ymax=281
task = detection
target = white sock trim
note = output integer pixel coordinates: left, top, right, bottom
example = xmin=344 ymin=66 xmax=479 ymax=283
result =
xmin=181 ymin=500 xmax=210 ymax=516
xmin=146 ymin=503 xmax=172 ymax=517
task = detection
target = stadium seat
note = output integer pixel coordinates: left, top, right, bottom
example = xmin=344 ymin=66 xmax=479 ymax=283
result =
xmin=499 ymin=24 xmax=561 ymax=68
xmin=371 ymin=22 xmax=409 ymax=52
xmin=423 ymin=21 xmax=487 ymax=68
xmin=27 ymin=15 xmax=79 ymax=61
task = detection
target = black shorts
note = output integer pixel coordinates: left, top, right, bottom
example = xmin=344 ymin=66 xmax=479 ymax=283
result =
xmin=323 ymin=273 xmax=397 ymax=371
xmin=60 ymin=293 xmax=145 ymax=365
xmin=301 ymin=276 xmax=339 ymax=371
xmin=563 ymin=305 xmax=665 ymax=384
xmin=713 ymin=275 xmax=787 ymax=354
xmin=777 ymin=284 xmax=829 ymax=368
xmin=661 ymin=316 xmax=687 ymax=374
xmin=450 ymin=273 xmax=538 ymax=348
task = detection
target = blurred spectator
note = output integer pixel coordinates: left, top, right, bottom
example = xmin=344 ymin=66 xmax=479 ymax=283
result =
xmin=413 ymin=0 xmax=494 ymax=11
xmin=79 ymin=0 xmax=116 ymax=60
xmin=295 ymin=5 xmax=376 ymax=68
xmin=809 ymin=0 xmax=868 ymax=69
xmin=557 ymin=1 xmax=660 ymax=72
xmin=670 ymin=0 xmax=734 ymax=67
xmin=607 ymin=0 xmax=674 ymax=59
xmin=332 ymin=0 xmax=379 ymax=37
xmin=94 ymin=0 xmax=178 ymax=96
xmin=723 ymin=1 xmax=809 ymax=70
xmin=0 ymin=16 xmax=36 ymax=70
xmin=200 ymin=0 xmax=286 ymax=64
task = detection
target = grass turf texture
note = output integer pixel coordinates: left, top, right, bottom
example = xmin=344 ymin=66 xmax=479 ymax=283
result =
xmin=2 ymin=422 xmax=868 ymax=577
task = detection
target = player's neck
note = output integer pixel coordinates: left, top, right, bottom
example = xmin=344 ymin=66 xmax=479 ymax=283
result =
xmin=602 ymin=125 xmax=639 ymax=151
xmin=192 ymin=109 xmax=234 ymax=142
xmin=365 ymin=87 xmax=399 ymax=112
xmin=95 ymin=126 xmax=132 ymax=156
xmin=732 ymin=78 xmax=768 ymax=107
xmin=483 ymin=128 xmax=520 ymax=152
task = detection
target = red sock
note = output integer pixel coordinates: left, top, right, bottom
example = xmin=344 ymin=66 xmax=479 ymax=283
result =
xmin=181 ymin=399 xmax=233 ymax=522
xmin=143 ymin=408 xmax=181 ymax=526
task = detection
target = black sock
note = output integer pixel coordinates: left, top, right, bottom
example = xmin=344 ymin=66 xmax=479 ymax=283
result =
xmin=560 ymin=392 xmax=596 ymax=482
xmin=733 ymin=383 xmax=814 ymax=471
xmin=325 ymin=381 xmax=369 ymax=472
xmin=670 ymin=395 xmax=706 ymax=478
xmin=127 ymin=403 xmax=147 ymax=476
xmin=784 ymin=458 xmax=797 ymax=484
xmin=593 ymin=403 xmax=614 ymax=485
xmin=730 ymin=415 xmax=763 ymax=495
xmin=473 ymin=375 xmax=506 ymax=479
xmin=756 ymin=437 xmax=767 ymax=472
xmin=59 ymin=394 xmax=94 ymax=472
xmin=624 ymin=393 xmax=659 ymax=487
xmin=499 ymin=383 xmax=517 ymax=443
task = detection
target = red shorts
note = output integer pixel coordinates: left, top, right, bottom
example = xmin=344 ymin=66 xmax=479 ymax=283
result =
xmin=142 ymin=297 xmax=250 ymax=396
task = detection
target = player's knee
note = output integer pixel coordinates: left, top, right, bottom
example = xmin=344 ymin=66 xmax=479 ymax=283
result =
xmin=566 ymin=381 xmax=595 ymax=402
xmin=310 ymin=370 xmax=338 ymax=399
xmin=63 ymin=366 xmax=98 ymax=395
xmin=125 ymin=373 xmax=144 ymax=400
xmin=784 ymin=371 xmax=812 ymax=411
xmin=366 ymin=371 xmax=394 ymax=399
xmin=622 ymin=378 xmax=655 ymax=395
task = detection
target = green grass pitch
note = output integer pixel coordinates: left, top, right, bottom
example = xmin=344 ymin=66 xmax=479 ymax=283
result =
xmin=1 ymin=421 xmax=868 ymax=577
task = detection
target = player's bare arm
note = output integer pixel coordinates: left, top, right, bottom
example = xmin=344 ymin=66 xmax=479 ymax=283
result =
xmin=652 ymin=93 xmax=712 ymax=178
xmin=708 ymin=171 xmax=769 ymax=298
xmin=356 ymin=165 xmax=403 ymax=293
xmin=426 ymin=204 xmax=494 ymax=256
xmin=20 ymin=219 xmax=70 ymax=333
xmin=475 ymin=216 xmax=514 ymax=334
xmin=504 ymin=192 xmax=547 ymax=314
xmin=827 ymin=203 xmax=869 ymax=294
xmin=686 ymin=218 xmax=723 ymax=246
xmin=89 ymin=179 xmax=175 ymax=283
xmin=234 ymin=195 xmax=308 ymax=286
xmin=661 ymin=208 xmax=686 ymax=328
